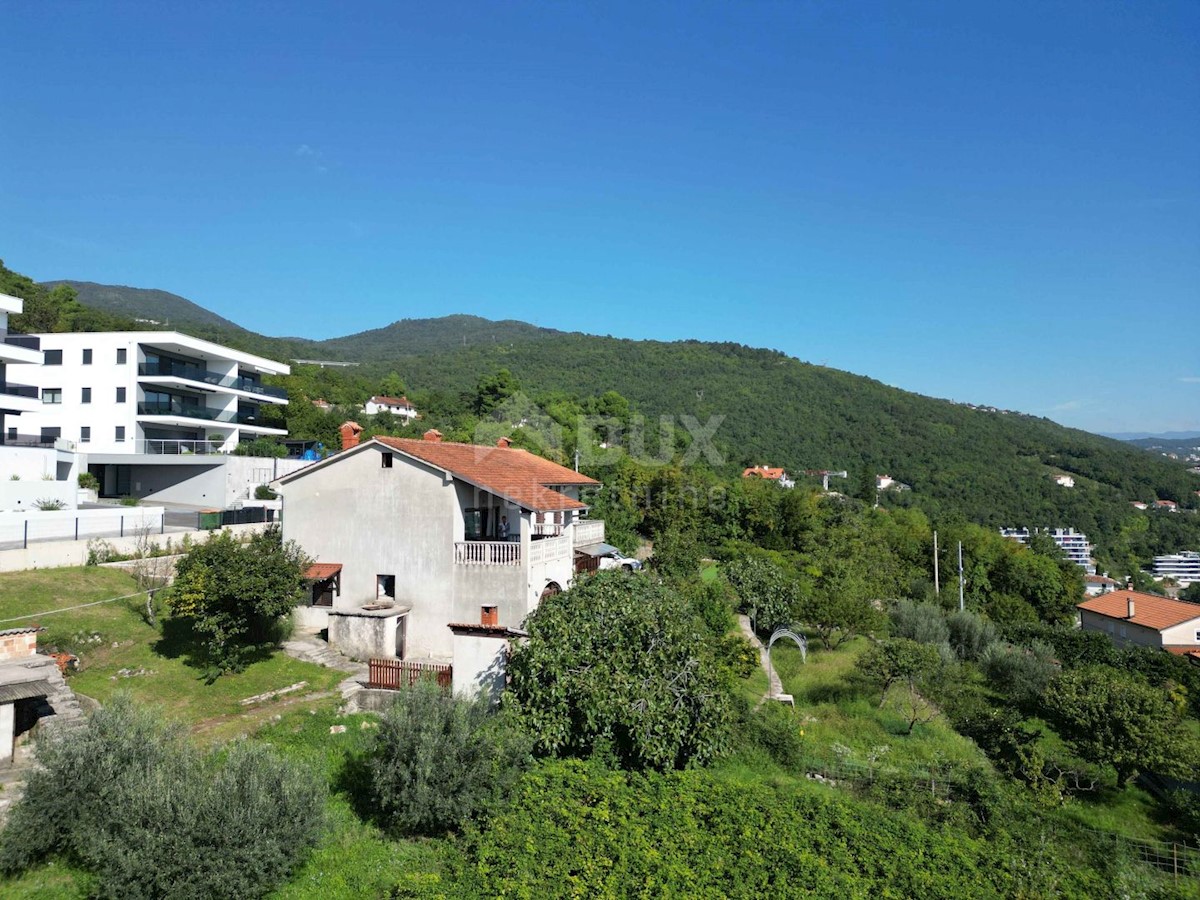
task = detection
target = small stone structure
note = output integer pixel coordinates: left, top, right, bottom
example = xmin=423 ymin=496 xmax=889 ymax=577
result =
xmin=326 ymin=603 xmax=412 ymax=660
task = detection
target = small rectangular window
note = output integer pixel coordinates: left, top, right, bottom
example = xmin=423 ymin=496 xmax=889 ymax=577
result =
xmin=377 ymin=575 xmax=396 ymax=600
xmin=1119 ymin=625 xmax=1127 ymax=638
xmin=82 ymin=348 xmax=92 ymax=364
xmin=115 ymin=426 xmax=126 ymax=442
xmin=116 ymin=348 xmax=127 ymax=364
xmin=6 ymin=427 xmax=15 ymax=441
xmin=116 ymin=387 xmax=126 ymax=403
xmin=481 ymin=605 xmax=499 ymax=627
xmin=381 ymin=452 xmax=393 ymax=469
xmin=81 ymin=387 xmax=92 ymax=404
xmin=43 ymin=349 xmax=62 ymax=365
xmin=80 ymin=426 xmax=91 ymax=443
xmin=42 ymin=388 xmax=62 ymax=405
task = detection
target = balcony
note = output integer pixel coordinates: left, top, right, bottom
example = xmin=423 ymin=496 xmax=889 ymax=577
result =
xmin=455 ymin=541 xmax=521 ymax=566
xmin=0 ymin=382 xmax=40 ymax=399
xmin=0 ymin=331 xmax=40 ymax=351
xmin=140 ymin=439 xmax=227 ymax=455
xmin=138 ymin=362 xmax=287 ymax=400
xmin=573 ymin=519 xmax=605 ymax=546
xmin=137 ymin=401 xmax=235 ymax=423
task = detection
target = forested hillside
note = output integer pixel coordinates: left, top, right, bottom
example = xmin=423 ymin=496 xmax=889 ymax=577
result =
xmin=30 ymin=269 xmax=1200 ymax=559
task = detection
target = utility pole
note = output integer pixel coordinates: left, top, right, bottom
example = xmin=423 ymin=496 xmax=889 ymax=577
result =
xmin=573 ymin=447 xmax=580 ymax=472
xmin=958 ymin=541 xmax=965 ymax=612
xmin=933 ymin=531 xmax=940 ymax=596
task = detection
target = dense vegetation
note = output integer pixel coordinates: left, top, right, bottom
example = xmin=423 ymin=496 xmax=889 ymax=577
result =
xmin=31 ymin=266 xmax=1197 ymax=568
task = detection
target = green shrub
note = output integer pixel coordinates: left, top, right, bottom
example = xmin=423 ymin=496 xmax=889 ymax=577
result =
xmin=946 ymin=608 xmax=997 ymax=661
xmin=233 ymin=438 xmax=288 ymax=458
xmin=0 ymin=695 xmax=324 ymax=898
xmin=77 ymin=472 xmax=99 ymax=492
xmin=366 ymin=681 xmax=531 ymax=836
xmin=889 ymin=599 xmax=950 ymax=645
xmin=980 ymin=640 xmax=1057 ymax=707
xmin=33 ymin=498 xmax=67 ymax=511
xmin=254 ymin=483 xmax=278 ymax=500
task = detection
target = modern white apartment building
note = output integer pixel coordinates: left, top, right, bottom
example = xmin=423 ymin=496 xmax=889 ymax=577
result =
xmin=25 ymin=332 xmax=291 ymax=503
xmin=1152 ymin=551 xmax=1200 ymax=587
xmin=0 ymin=294 xmax=46 ymax=438
xmin=1000 ymin=526 xmax=1096 ymax=574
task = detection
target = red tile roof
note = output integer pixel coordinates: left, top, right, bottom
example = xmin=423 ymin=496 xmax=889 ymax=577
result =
xmin=369 ymin=395 xmax=414 ymax=408
xmin=1078 ymin=590 xmax=1200 ymax=631
xmin=1165 ymin=646 xmax=1200 ymax=660
xmin=376 ymin=437 xmax=598 ymax=512
xmin=304 ymin=563 xmax=343 ymax=581
xmin=743 ymin=466 xmax=787 ymax=480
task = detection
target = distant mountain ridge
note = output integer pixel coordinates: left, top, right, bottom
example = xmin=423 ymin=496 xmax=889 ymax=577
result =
xmin=42 ymin=281 xmax=248 ymax=333
xmin=37 ymin=275 xmax=1200 ymax=554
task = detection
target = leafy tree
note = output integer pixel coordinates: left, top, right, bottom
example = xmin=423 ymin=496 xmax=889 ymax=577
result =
xmin=649 ymin=526 xmax=702 ymax=581
xmin=889 ymin=600 xmax=950 ymax=646
xmin=508 ymin=570 xmax=732 ymax=770
xmin=367 ymin=680 xmax=530 ymax=835
xmin=167 ymin=526 xmax=309 ymax=672
xmin=857 ymin=638 xmax=953 ymax=733
xmin=1042 ymin=666 xmax=1197 ymax=785
xmin=979 ymin=640 xmax=1058 ymax=707
xmin=475 ymin=368 xmax=519 ymax=414
xmin=946 ymin=608 xmax=997 ymax=661
xmin=379 ymin=371 xmax=407 ymax=397
xmin=724 ymin=555 xmax=797 ymax=634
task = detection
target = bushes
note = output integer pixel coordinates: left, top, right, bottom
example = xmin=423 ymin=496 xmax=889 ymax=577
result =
xmin=889 ymin=599 xmax=950 ymax=646
xmin=366 ymin=680 xmax=531 ymax=836
xmin=980 ymin=640 xmax=1058 ymax=707
xmin=946 ymin=609 xmax=997 ymax=661
xmin=0 ymin=695 xmax=323 ymax=898
xmin=77 ymin=471 xmax=99 ymax=492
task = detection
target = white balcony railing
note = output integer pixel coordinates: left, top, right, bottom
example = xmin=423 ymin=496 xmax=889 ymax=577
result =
xmin=455 ymin=540 xmax=521 ymax=566
xmin=573 ymin=519 xmax=605 ymax=546
xmin=531 ymin=522 xmax=563 ymax=537
xmin=529 ymin=533 xmax=572 ymax=566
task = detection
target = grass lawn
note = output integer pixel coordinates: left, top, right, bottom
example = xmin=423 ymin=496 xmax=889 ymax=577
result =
xmin=771 ymin=634 xmax=991 ymax=772
xmin=0 ymin=566 xmax=345 ymax=733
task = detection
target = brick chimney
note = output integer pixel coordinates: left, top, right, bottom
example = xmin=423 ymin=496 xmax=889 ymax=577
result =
xmin=423 ymin=429 xmax=443 ymax=442
xmin=497 ymin=436 xmax=512 ymax=448
xmin=339 ymin=421 xmax=363 ymax=451
xmin=1127 ymin=597 xmax=1136 ymax=619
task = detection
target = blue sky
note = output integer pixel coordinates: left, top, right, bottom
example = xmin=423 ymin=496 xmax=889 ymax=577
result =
xmin=2 ymin=1 xmax=1197 ymax=434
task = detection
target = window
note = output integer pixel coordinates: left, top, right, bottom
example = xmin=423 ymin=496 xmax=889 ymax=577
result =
xmin=81 ymin=387 xmax=91 ymax=404
xmin=116 ymin=348 xmax=127 ymax=364
xmin=116 ymin=387 xmax=126 ymax=403
xmin=82 ymin=348 xmax=92 ymax=365
xmin=1195 ymin=630 xmax=1200 ymax=642
xmin=5 ymin=427 xmax=15 ymax=441
xmin=80 ymin=426 xmax=91 ymax=443
xmin=42 ymin=388 xmax=62 ymax=405
xmin=377 ymin=575 xmax=396 ymax=600
xmin=381 ymin=452 xmax=393 ymax=469
xmin=43 ymin=349 xmax=62 ymax=365
xmin=115 ymin=426 xmax=125 ymax=442
xmin=40 ymin=427 xmax=61 ymax=441
xmin=1119 ymin=625 xmax=1127 ymax=638
xmin=481 ymin=605 xmax=499 ymax=627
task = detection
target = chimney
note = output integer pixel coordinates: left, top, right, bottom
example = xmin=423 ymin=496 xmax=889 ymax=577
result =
xmin=423 ymin=429 xmax=443 ymax=442
xmin=1127 ymin=597 xmax=1136 ymax=619
xmin=497 ymin=436 xmax=512 ymax=448
xmin=339 ymin=421 xmax=363 ymax=451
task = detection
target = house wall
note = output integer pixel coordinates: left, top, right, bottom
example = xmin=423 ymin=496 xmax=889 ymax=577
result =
xmin=451 ymin=633 xmax=509 ymax=702
xmin=0 ymin=631 xmax=38 ymax=662
xmin=281 ymin=443 xmax=564 ymax=661
xmin=0 ymin=480 xmax=77 ymax=512
xmin=1080 ymin=610 xmax=1177 ymax=649
xmin=1160 ymin=619 xmax=1200 ymax=648
xmin=0 ymin=702 xmax=13 ymax=761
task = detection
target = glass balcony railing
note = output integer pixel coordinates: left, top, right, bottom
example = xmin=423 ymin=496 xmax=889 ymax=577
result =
xmin=137 ymin=402 xmax=236 ymax=423
xmin=0 ymin=382 xmax=40 ymax=399
xmin=0 ymin=330 xmax=41 ymax=351
xmin=138 ymin=362 xmax=286 ymax=399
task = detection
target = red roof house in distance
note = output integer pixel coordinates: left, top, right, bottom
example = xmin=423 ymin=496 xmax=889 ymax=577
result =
xmin=363 ymin=395 xmax=418 ymax=421
xmin=1154 ymin=499 xmax=1179 ymax=512
xmin=1078 ymin=590 xmax=1200 ymax=658
xmin=1083 ymin=574 xmax=1119 ymax=596
xmin=743 ymin=465 xmax=795 ymax=489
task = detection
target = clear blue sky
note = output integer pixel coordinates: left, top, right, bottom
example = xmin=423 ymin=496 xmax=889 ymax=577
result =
xmin=2 ymin=1 xmax=1197 ymax=434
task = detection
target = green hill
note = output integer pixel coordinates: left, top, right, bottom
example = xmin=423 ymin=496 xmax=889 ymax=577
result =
xmin=34 ymin=271 xmax=1200 ymax=557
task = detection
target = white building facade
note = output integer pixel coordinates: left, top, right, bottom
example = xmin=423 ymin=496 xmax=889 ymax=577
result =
xmin=1152 ymin=551 xmax=1200 ymax=587
xmin=1000 ymin=526 xmax=1096 ymax=574
xmin=279 ymin=434 xmax=604 ymax=697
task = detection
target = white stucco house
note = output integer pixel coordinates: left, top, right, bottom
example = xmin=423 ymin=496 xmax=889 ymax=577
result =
xmin=277 ymin=430 xmax=606 ymax=698
xmin=1078 ymin=590 xmax=1200 ymax=662
xmin=363 ymin=395 xmax=418 ymax=421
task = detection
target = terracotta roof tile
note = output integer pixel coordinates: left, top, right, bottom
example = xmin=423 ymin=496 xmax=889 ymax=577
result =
xmin=743 ymin=466 xmax=787 ymax=480
xmin=304 ymin=563 xmax=343 ymax=581
xmin=369 ymin=395 xmax=414 ymax=407
xmin=1078 ymin=590 xmax=1200 ymax=631
xmin=376 ymin=437 xmax=598 ymax=513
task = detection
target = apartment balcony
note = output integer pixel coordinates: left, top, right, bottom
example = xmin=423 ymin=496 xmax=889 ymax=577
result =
xmin=0 ymin=330 xmax=43 ymax=365
xmin=137 ymin=362 xmax=287 ymax=403
xmin=0 ymin=381 xmax=44 ymax=413
xmin=453 ymin=533 xmax=574 ymax=568
xmin=138 ymin=401 xmax=235 ymax=424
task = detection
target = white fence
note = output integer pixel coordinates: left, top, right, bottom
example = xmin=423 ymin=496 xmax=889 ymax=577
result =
xmin=573 ymin=519 xmax=605 ymax=546
xmin=529 ymin=533 xmax=572 ymax=565
xmin=0 ymin=507 xmax=164 ymax=548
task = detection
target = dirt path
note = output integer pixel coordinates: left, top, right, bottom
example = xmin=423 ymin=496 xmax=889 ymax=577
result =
xmin=737 ymin=614 xmax=782 ymax=706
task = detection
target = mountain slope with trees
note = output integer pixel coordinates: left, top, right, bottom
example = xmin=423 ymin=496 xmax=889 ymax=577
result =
xmin=33 ymin=270 xmax=1200 ymax=559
